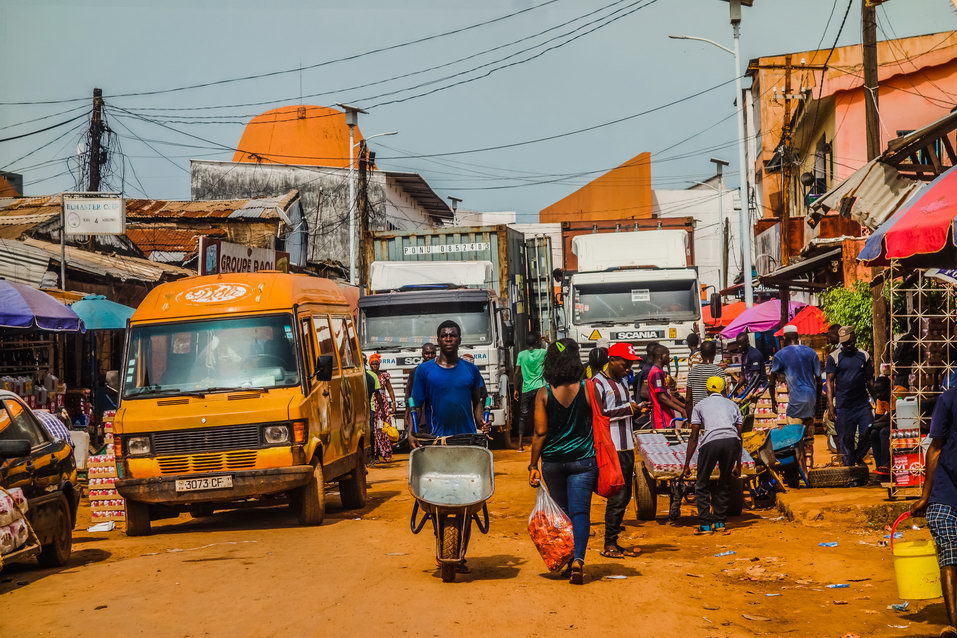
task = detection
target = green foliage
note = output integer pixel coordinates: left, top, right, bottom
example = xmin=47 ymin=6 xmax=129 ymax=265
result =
xmin=820 ymin=280 xmax=874 ymax=352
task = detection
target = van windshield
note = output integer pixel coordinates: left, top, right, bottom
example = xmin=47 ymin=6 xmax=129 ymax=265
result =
xmin=124 ymin=315 xmax=299 ymax=399
xmin=360 ymin=301 xmax=491 ymax=349
xmin=572 ymin=279 xmax=700 ymax=324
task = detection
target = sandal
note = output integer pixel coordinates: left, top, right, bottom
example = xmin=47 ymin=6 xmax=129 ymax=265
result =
xmin=713 ymin=523 xmax=731 ymax=535
xmin=600 ymin=545 xmax=641 ymax=558
xmin=694 ymin=524 xmax=713 ymax=535
xmin=569 ymin=559 xmax=584 ymax=585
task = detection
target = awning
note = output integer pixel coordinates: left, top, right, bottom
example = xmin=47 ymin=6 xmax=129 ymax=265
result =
xmin=757 ymin=248 xmax=842 ymax=290
xmin=773 ymin=305 xmax=829 ymax=336
xmin=703 ymin=300 xmax=747 ymax=328
xmin=808 ymin=159 xmax=923 ymax=231
xmin=719 ymin=300 xmax=806 ymax=340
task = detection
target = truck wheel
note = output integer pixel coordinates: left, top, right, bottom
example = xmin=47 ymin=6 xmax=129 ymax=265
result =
xmin=339 ymin=451 xmax=368 ymax=509
xmin=297 ymin=462 xmax=326 ymax=526
xmin=38 ymin=496 xmax=72 ymax=567
xmin=634 ymin=463 xmax=658 ymax=521
xmin=727 ymin=478 xmax=745 ymax=517
xmin=125 ymin=500 xmax=152 ymax=537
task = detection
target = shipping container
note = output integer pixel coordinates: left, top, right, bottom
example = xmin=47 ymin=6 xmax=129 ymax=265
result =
xmin=560 ymin=217 xmax=696 ymax=272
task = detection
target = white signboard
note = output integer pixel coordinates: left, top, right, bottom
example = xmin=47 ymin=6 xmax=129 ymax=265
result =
xmin=403 ymin=242 xmax=490 ymax=255
xmin=63 ymin=196 xmax=125 ymax=235
xmin=199 ymin=237 xmax=289 ymax=275
xmin=631 ymin=289 xmax=650 ymax=302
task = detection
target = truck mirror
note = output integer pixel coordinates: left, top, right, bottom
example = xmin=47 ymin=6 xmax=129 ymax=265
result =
xmin=709 ymin=293 xmax=723 ymax=318
xmin=502 ymin=320 xmax=515 ymax=347
xmin=0 ymin=439 xmax=31 ymax=459
xmin=315 ymin=354 xmax=334 ymax=382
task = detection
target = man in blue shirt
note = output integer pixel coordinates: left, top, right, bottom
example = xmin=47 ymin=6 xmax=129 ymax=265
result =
xmin=735 ymin=331 xmax=768 ymax=388
xmin=825 ymin=326 xmax=875 ymax=467
xmin=410 ymin=320 xmax=488 ymax=446
xmin=770 ymin=325 xmax=821 ymax=470
xmin=911 ymin=387 xmax=957 ymax=638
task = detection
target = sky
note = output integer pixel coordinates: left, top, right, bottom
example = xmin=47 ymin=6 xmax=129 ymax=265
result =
xmin=1 ymin=0 xmax=955 ymax=222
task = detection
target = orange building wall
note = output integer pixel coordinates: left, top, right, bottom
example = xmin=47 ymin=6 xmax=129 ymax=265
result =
xmin=539 ymin=152 xmax=652 ymax=222
xmin=232 ymin=105 xmax=364 ymax=167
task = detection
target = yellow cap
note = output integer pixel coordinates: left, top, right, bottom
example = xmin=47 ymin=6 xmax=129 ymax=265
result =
xmin=706 ymin=376 xmax=725 ymax=394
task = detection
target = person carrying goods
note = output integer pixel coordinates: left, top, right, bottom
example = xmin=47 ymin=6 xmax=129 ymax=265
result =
xmin=514 ymin=332 xmax=547 ymax=452
xmin=680 ymin=376 xmax=743 ymax=535
xmin=825 ymin=326 xmax=875 ymax=467
xmin=911 ymin=385 xmax=957 ymax=638
xmin=592 ymin=342 xmax=642 ymax=559
xmin=769 ymin=325 xmax=821 ymax=470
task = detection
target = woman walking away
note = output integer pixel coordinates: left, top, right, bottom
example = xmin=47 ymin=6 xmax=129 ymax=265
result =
xmin=528 ymin=338 xmax=596 ymax=585
xmin=369 ymin=353 xmax=395 ymax=462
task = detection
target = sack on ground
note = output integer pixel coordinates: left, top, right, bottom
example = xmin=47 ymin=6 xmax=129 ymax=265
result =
xmin=527 ymin=485 xmax=574 ymax=572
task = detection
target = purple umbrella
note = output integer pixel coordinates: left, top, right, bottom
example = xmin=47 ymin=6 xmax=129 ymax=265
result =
xmin=0 ymin=280 xmax=84 ymax=332
xmin=719 ymin=300 xmax=806 ymax=340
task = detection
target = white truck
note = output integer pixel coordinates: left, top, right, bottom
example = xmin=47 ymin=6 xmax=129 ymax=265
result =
xmin=563 ymin=229 xmax=703 ymax=365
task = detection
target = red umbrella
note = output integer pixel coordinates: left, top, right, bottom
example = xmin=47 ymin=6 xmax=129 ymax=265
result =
xmin=773 ymin=305 xmax=829 ymax=337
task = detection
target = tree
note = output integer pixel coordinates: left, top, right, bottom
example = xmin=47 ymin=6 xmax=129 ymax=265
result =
xmin=820 ymin=280 xmax=875 ymax=353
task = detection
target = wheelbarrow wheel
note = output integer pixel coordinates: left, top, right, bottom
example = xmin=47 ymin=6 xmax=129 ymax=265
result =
xmin=634 ymin=463 xmax=658 ymax=521
xmin=440 ymin=515 xmax=461 ymax=583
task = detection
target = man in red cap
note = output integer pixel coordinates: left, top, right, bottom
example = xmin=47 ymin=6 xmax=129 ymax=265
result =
xmin=593 ymin=342 xmax=642 ymax=558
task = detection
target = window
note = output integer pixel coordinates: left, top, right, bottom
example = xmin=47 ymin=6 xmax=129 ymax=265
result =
xmin=331 ymin=317 xmax=357 ymax=369
xmin=0 ymin=399 xmax=46 ymax=447
xmin=313 ymin=316 xmax=335 ymax=358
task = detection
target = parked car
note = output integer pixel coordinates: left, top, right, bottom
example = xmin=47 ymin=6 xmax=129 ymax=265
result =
xmin=0 ymin=391 xmax=79 ymax=569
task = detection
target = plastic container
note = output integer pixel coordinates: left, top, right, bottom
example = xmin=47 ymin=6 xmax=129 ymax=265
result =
xmin=896 ymin=397 xmax=919 ymax=430
xmin=890 ymin=512 xmax=942 ymax=600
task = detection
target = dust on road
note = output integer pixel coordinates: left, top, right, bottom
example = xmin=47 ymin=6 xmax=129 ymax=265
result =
xmin=0 ymin=451 xmax=943 ymax=637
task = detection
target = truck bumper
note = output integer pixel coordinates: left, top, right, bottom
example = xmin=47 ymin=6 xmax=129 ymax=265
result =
xmin=115 ymin=465 xmax=314 ymax=505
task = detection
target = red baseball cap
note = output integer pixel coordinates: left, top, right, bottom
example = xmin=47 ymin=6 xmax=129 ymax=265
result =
xmin=607 ymin=342 xmax=640 ymax=361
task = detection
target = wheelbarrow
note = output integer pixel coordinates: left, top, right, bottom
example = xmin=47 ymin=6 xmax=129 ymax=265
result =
xmin=409 ymin=437 xmax=494 ymax=582
xmin=770 ymin=424 xmax=810 ymax=488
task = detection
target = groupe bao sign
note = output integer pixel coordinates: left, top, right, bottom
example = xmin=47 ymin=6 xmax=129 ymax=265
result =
xmin=62 ymin=195 xmax=125 ymax=235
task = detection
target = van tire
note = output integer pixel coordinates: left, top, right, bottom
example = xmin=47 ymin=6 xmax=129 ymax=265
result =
xmin=38 ymin=496 xmax=72 ymax=567
xmin=125 ymin=500 xmax=152 ymax=536
xmin=297 ymin=462 xmax=326 ymax=526
xmin=339 ymin=451 xmax=368 ymax=509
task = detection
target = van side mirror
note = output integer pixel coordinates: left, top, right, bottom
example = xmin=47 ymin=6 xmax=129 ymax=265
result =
xmin=709 ymin=292 xmax=723 ymax=319
xmin=502 ymin=320 xmax=515 ymax=348
xmin=315 ymin=355 xmax=334 ymax=382
xmin=0 ymin=439 xmax=31 ymax=460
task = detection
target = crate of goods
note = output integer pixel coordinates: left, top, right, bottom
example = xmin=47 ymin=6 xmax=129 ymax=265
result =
xmin=87 ymin=454 xmax=125 ymax=522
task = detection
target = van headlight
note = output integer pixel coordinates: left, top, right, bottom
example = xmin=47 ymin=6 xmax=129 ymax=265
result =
xmin=126 ymin=436 xmax=151 ymax=456
xmin=263 ymin=425 xmax=290 ymax=444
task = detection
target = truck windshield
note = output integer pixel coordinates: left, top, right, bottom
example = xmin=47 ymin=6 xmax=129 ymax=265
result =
xmin=572 ymin=279 xmax=700 ymax=324
xmin=123 ymin=315 xmax=299 ymax=399
xmin=361 ymin=301 xmax=491 ymax=348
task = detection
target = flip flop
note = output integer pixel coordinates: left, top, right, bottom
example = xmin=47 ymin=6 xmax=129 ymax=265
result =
xmin=600 ymin=548 xmax=626 ymax=559
xmin=617 ymin=546 xmax=641 ymax=557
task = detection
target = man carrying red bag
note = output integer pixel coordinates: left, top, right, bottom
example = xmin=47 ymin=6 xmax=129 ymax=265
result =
xmin=593 ymin=342 xmax=643 ymax=559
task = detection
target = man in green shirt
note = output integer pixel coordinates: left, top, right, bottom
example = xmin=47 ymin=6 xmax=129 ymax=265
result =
xmin=514 ymin=332 xmax=546 ymax=452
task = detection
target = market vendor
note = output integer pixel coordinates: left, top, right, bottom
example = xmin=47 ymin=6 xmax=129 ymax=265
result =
xmin=825 ymin=326 xmax=875 ymax=467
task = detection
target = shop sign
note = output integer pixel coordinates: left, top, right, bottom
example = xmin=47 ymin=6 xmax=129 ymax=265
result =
xmin=63 ymin=196 xmax=124 ymax=235
xmin=199 ymin=238 xmax=290 ymax=276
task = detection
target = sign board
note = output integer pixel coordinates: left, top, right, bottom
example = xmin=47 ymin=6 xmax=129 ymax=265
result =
xmin=63 ymin=196 xmax=124 ymax=235
xmin=403 ymin=242 xmax=490 ymax=256
xmin=198 ymin=237 xmax=290 ymax=276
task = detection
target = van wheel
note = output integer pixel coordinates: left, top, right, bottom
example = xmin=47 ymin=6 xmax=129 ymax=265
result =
xmin=297 ymin=463 xmax=326 ymax=525
xmin=339 ymin=451 xmax=368 ymax=509
xmin=38 ymin=497 xmax=72 ymax=567
xmin=126 ymin=500 xmax=152 ymax=536
xmin=189 ymin=506 xmax=215 ymax=519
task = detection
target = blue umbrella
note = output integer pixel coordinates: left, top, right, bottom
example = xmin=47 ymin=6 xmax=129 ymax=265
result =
xmin=0 ymin=279 xmax=84 ymax=332
xmin=71 ymin=294 xmax=134 ymax=331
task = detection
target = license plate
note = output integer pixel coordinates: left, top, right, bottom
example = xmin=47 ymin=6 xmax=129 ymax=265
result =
xmin=174 ymin=475 xmax=233 ymax=492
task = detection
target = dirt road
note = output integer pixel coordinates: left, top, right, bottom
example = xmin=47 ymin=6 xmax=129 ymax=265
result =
xmin=0 ymin=451 xmax=945 ymax=637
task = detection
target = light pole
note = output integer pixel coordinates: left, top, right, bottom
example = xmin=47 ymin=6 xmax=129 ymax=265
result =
xmin=668 ymin=0 xmax=755 ymax=307
xmin=336 ymin=103 xmax=367 ymax=286
xmin=691 ymin=157 xmax=731 ymax=289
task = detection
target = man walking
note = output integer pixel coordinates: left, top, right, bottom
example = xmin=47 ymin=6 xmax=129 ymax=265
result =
xmin=770 ymin=325 xmax=821 ymax=469
xmin=404 ymin=343 xmax=436 ymax=436
xmin=648 ymin=345 xmax=685 ymax=428
xmin=593 ymin=342 xmax=642 ymax=559
xmin=685 ymin=340 xmax=726 ymax=413
xmin=410 ymin=321 xmax=489 ymax=447
xmin=826 ymin=326 xmax=875 ymax=467
xmin=911 ymin=385 xmax=957 ymax=638
xmin=681 ymin=376 xmax=743 ymax=535
xmin=736 ymin=331 xmax=768 ymax=387
xmin=514 ymin=332 xmax=546 ymax=452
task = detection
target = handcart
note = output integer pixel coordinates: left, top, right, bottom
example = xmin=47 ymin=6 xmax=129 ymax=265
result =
xmin=408 ymin=434 xmax=493 ymax=583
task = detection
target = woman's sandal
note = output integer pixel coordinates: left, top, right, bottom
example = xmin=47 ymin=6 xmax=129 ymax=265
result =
xmin=569 ymin=560 xmax=584 ymax=585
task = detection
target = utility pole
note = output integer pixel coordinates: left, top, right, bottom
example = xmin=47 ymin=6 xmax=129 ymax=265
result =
xmin=779 ymin=55 xmax=793 ymax=267
xmin=357 ymin=140 xmax=370 ymax=289
xmin=87 ymin=88 xmax=104 ymax=192
xmin=336 ymin=103 xmax=367 ymax=286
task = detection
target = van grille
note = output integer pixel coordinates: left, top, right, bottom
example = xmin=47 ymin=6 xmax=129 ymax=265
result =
xmin=157 ymin=450 xmax=259 ymax=475
xmin=152 ymin=424 xmax=262 ymax=456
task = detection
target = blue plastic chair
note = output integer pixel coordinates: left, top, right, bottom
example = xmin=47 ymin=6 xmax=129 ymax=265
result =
xmin=769 ymin=424 xmax=810 ymax=488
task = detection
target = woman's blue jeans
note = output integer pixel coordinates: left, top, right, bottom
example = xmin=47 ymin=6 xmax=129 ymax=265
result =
xmin=541 ymin=456 xmax=597 ymax=564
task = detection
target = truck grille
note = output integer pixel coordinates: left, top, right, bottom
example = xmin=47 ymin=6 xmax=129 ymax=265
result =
xmin=157 ymin=450 xmax=259 ymax=475
xmin=151 ymin=424 xmax=262 ymax=456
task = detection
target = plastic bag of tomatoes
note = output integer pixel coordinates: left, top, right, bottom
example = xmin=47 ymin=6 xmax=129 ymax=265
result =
xmin=527 ymin=485 xmax=574 ymax=572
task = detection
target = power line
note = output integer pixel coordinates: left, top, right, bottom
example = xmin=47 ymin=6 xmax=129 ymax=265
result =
xmin=0 ymin=119 xmax=87 ymax=171
xmin=0 ymin=0 xmax=565 ymax=106
xmin=0 ymin=104 xmax=90 ymax=131
xmin=0 ymin=111 xmax=92 ymax=143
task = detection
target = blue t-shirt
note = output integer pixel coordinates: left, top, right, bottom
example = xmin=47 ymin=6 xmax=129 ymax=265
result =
xmin=743 ymin=346 xmax=768 ymax=383
xmin=825 ymin=348 xmax=874 ymax=408
xmin=929 ymin=388 xmax=957 ymax=508
xmin=771 ymin=344 xmax=820 ymax=420
xmin=411 ymin=359 xmax=485 ymax=437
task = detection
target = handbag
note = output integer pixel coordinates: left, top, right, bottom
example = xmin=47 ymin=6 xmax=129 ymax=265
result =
xmin=585 ymin=379 xmax=626 ymax=498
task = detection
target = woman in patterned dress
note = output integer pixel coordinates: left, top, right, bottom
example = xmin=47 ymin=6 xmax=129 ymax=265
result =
xmin=369 ymin=353 xmax=396 ymax=462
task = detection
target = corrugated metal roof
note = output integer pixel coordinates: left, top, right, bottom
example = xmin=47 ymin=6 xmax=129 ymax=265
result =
xmin=18 ymin=238 xmax=193 ymax=282
xmin=125 ymin=227 xmax=227 ymax=258
xmin=0 ymin=238 xmax=51 ymax=286
xmin=384 ymin=172 xmax=453 ymax=219
xmin=808 ymin=159 xmax=922 ymax=230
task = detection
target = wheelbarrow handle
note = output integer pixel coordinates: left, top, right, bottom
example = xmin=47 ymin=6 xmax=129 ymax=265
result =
xmin=410 ymin=501 xmax=430 ymax=535
xmin=890 ymin=511 xmax=911 ymax=553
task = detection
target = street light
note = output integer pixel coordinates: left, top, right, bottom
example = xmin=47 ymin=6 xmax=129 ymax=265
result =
xmin=667 ymin=0 xmax=756 ymax=307
xmin=690 ymin=157 xmax=731 ymax=288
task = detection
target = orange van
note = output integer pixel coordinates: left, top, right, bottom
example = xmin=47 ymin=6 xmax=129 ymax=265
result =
xmin=113 ymin=273 xmax=368 ymax=535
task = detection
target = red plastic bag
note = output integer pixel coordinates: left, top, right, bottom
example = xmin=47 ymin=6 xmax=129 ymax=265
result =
xmin=527 ymin=485 xmax=575 ymax=572
xmin=586 ymin=379 xmax=625 ymax=497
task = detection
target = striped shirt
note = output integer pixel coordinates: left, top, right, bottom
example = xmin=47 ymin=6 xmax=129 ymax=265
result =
xmin=592 ymin=372 xmax=634 ymax=451
xmin=687 ymin=363 xmax=726 ymax=410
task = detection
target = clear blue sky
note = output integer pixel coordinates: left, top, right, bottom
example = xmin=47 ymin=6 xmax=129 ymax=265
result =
xmin=1 ymin=0 xmax=954 ymax=221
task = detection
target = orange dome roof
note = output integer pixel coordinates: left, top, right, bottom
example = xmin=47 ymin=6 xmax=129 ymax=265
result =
xmin=232 ymin=105 xmax=364 ymax=168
